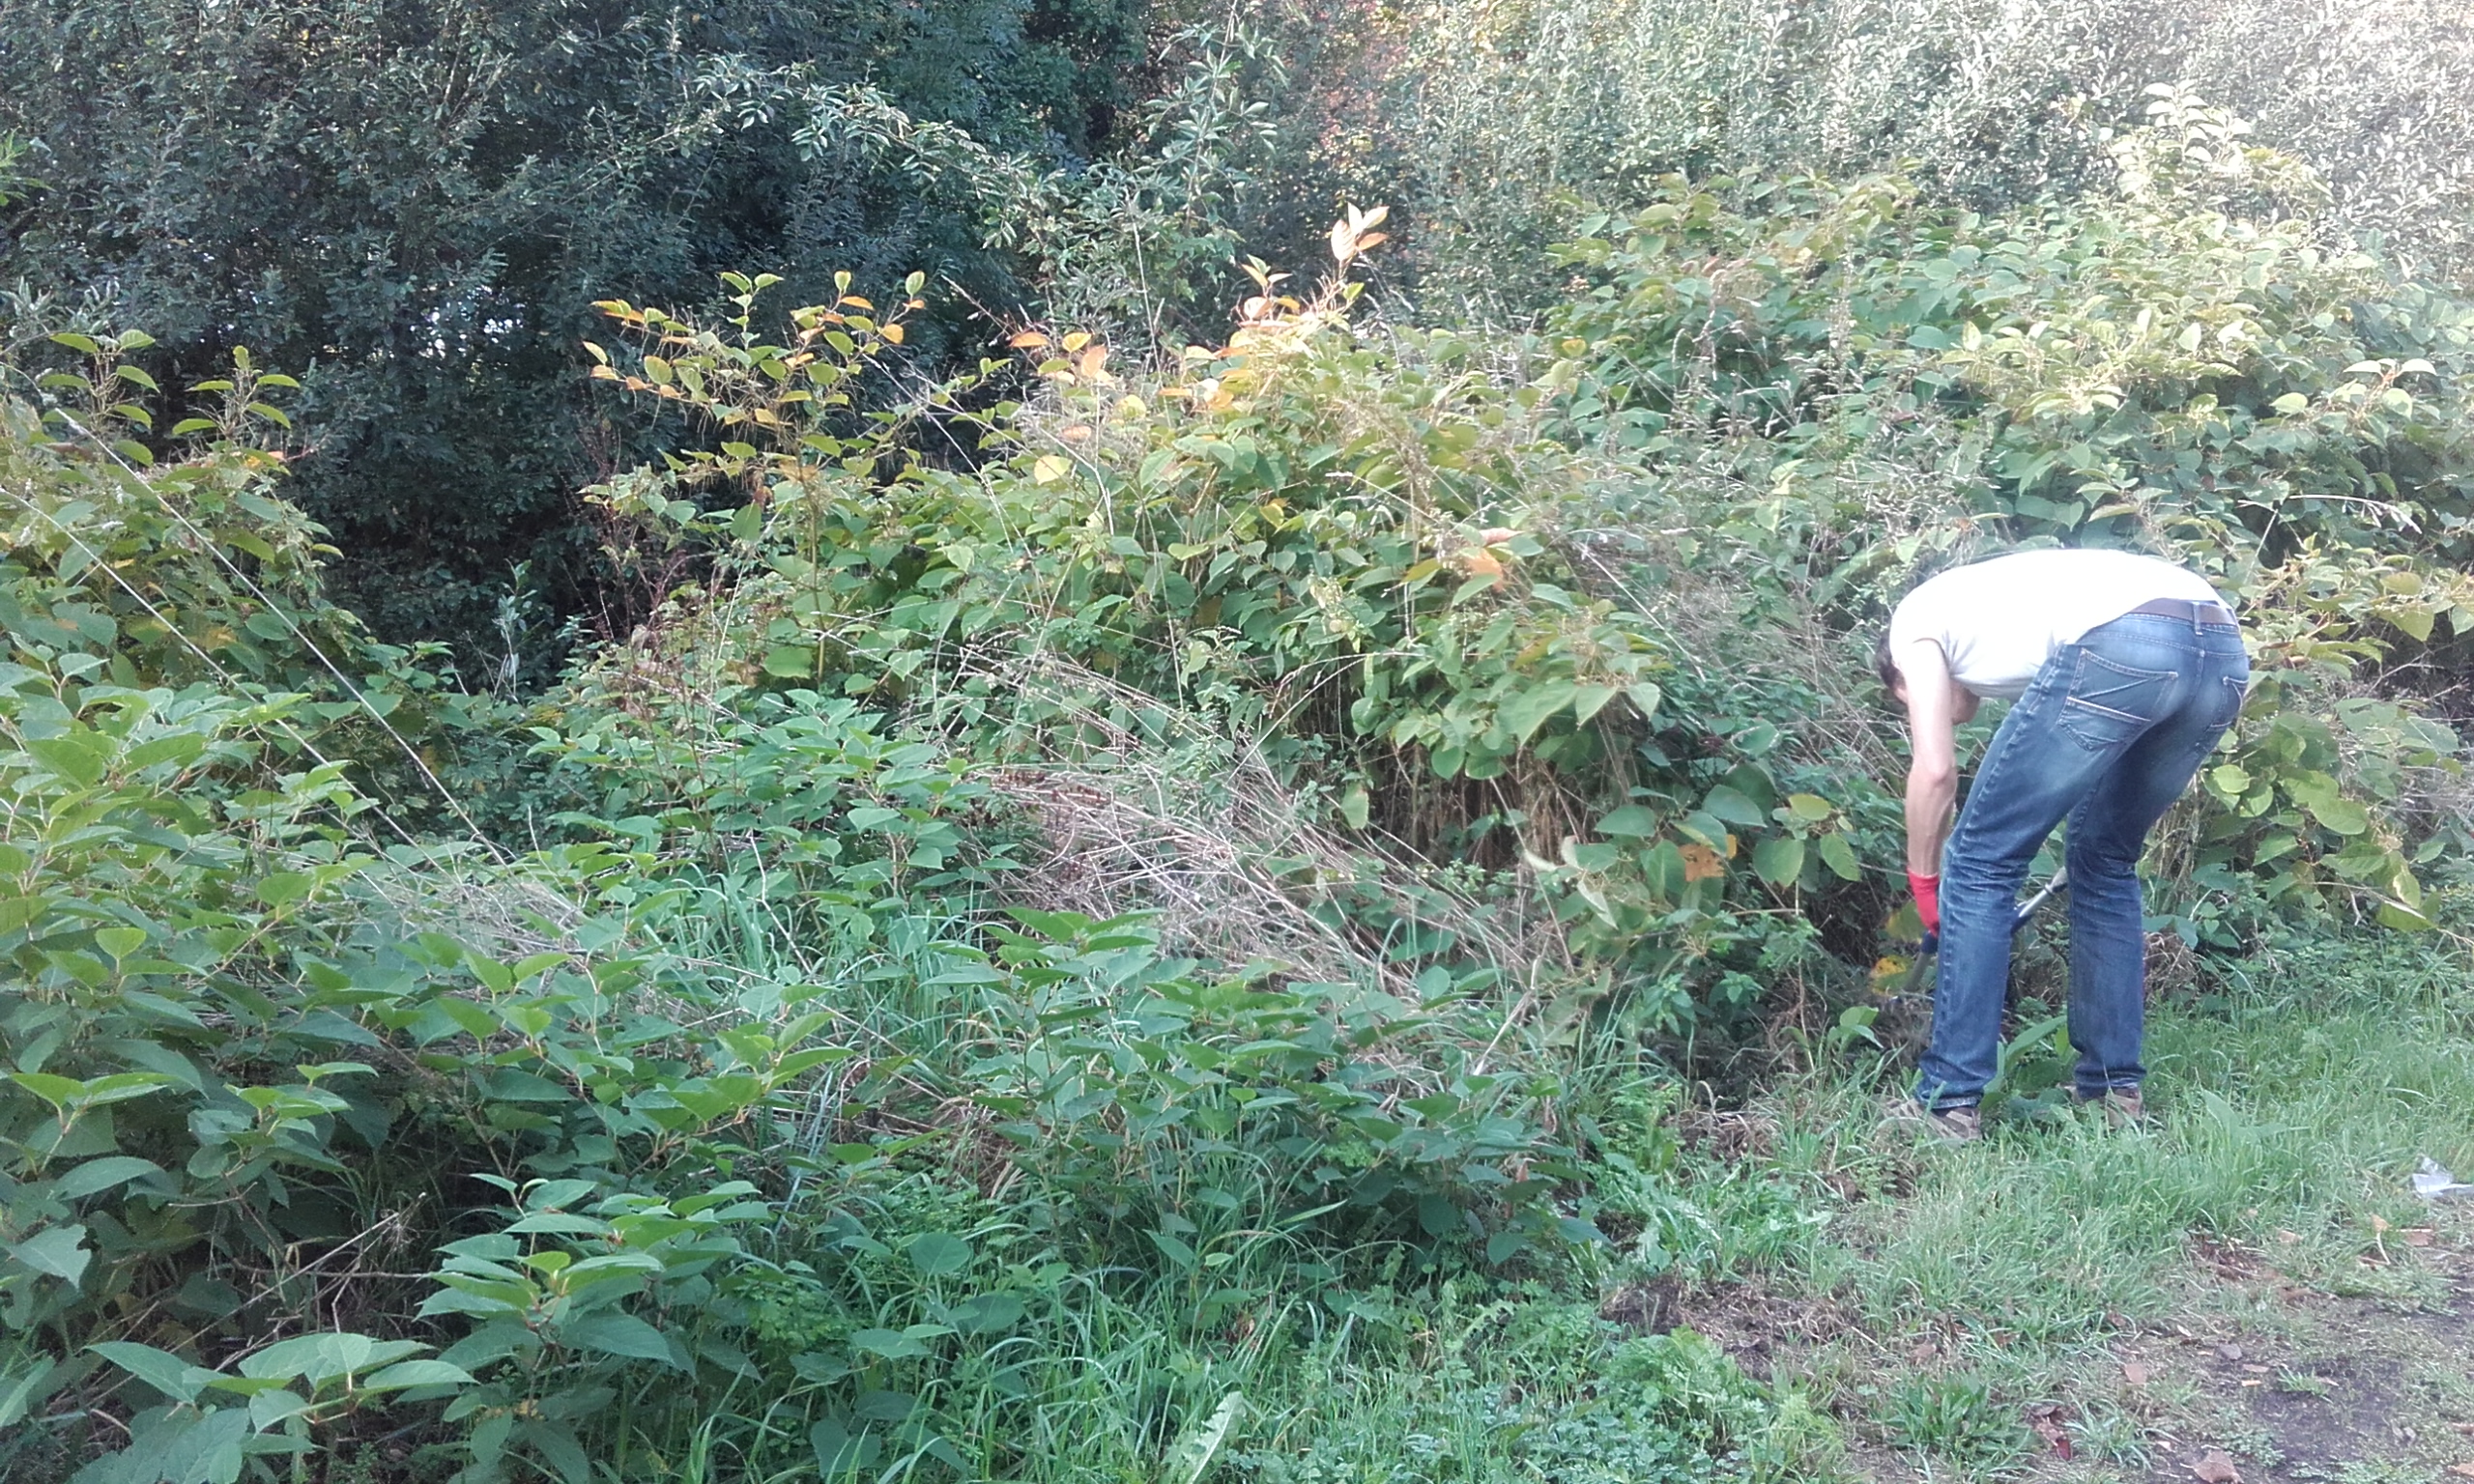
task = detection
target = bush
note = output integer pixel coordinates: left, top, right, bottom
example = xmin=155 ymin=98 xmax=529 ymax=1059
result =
xmin=0 ymin=0 xmax=1152 ymax=655
xmin=1542 ymin=96 xmax=2474 ymax=940
xmin=15 ymin=42 xmax=2474 ymax=1484
xmin=1266 ymin=0 xmax=2474 ymax=309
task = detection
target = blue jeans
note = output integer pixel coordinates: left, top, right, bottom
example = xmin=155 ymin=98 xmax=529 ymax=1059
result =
xmin=1919 ymin=612 xmax=2249 ymax=1109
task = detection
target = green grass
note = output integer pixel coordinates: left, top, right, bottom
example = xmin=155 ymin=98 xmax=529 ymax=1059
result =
xmin=1667 ymin=928 xmax=2474 ymax=1477
xmin=465 ymin=895 xmax=2474 ymax=1484
xmin=981 ymin=921 xmax=2474 ymax=1484
xmin=765 ymin=925 xmax=2469 ymax=1484
xmin=1826 ymin=931 xmax=2474 ymax=1324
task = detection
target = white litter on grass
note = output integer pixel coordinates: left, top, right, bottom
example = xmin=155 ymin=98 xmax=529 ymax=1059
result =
xmin=2411 ymin=1157 xmax=2474 ymax=1200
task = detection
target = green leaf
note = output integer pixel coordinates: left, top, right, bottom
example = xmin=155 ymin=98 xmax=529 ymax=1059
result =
xmin=1700 ymin=785 xmax=1766 ymax=827
xmin=1338 ymin=784 xmax=1370 ymax=830
xmin=2376 ymin=900 xmax=2435 ymax=932
xmin=248 ymin=1387 xmax=314 ymax=1430
xmin=523 ymin=1420 xmax=595 ymax=1484
xmin=850 ymin=1327 xmax=933 ymax=1359
xmin=1818 ymin=833 xmax=1860 ymax=882
xmin=522 ymin=1179 xmax=600 ymax=1213
xmin=361 ymin=1359 xmax=475 ymax=1392
xmin=24 ymin=735 xmax=104 ymax=786
xmin=1163 ymin=1391 xmax=1248 ymax=1484
xmin=762 ymin=644 xmax=818 ymax=679
xmin=51 ymin=1156 xmax=167 ymax=1201
xmin=88 ymin=1341 xmax=207 ymax=1406
xmin=75 ymin=1071 xmax=179 ymax=1106
xmin=1569 ymin=685 xmax=1619 ymax=725
xmin=1674 ymin=811 xmax=1732 ymax=852
xmin=1751 ymin=835 xmax=1804 ymax=890
xmin=240 ymin=1332 xmax=394 ymax=1384
xmin=1597 ymin=805 xmax=1659 ymax=838
xmin=1496 ymin=680 xmax=1577 ymax=744
xmin=2388 ymin=606 xmax=2435 ymax=642
xmin=94 ymin=926 xmax=149 ymax=965
xmin=255 ymin=871 xmax=312 ymax=909
xmin=1146 ymin=1229 xmax=1197 ymax=1271
xmin=9 ymin=1223 xmax=91 ymax=1284
xmin=1785 ymin=792 xmax=1833 ymax=822
xmin=2310 ymin=796 xmax=2371 ymax=836
xmin=558 ymin=1312 xmax=682 ymax=1369
xmin=812 ymin=1418 xmax=883 ymax=1477
xmin=7 ymin=1071 xmax=83 ymax=1112
xmin=0 ymin=1356 xmax=59 ymax=1430
xmin=906 ymin=1231 xmax=972 ymax=1277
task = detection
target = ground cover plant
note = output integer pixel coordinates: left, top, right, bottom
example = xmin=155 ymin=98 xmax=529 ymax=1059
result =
xmin=4 ymin=7 xmax=2474 ymax=1483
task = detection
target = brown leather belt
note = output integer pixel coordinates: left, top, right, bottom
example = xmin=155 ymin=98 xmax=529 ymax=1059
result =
xmin=2129 ymin=596 xmax=2234 ymax=624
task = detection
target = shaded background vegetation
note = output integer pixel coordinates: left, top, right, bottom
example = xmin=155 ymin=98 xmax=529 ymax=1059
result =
xmin=7 ymin=0 xmax=2472 ymax=662
xmin=0 ymin=0 xmax=1146 ymax=658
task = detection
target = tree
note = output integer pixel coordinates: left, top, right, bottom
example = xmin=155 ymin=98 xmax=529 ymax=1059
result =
xmin=0 ymin=0 xmax=1145 ymax=664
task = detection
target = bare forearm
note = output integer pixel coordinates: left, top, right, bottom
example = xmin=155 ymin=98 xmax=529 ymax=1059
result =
xmin=1904 ymin=765 xmax=1954 ymax=876
xmin=1889 ymin=637 xmax=1963 ymax=880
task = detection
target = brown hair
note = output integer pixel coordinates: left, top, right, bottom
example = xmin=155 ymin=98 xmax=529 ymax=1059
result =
xmin=1874 ymin=628 xmax=1900 ymax=695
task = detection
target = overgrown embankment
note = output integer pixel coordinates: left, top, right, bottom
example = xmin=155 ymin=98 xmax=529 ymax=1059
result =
xmin=4 ymin=89 xmax=2473 ymax=1484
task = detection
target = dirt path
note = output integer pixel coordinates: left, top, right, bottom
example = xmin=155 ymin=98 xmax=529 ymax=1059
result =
xmin=1600 ymin=1215 xmax=2474 ymax=1482
xmin=2127 ymin=1236 xmax=2474 ymax=1484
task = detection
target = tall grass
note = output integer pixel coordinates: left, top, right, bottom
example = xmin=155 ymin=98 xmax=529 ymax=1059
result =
xmin=1275 ymin=0 xmax=2474 ymax=309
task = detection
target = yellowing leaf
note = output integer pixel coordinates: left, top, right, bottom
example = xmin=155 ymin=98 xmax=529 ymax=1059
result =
xmin=1032 ymin=454 xmax=1071 ymax=485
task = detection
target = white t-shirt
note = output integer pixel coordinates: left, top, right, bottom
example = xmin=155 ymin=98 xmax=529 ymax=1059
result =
xmin=1887 ymin=550 xmax=2227 ymax=699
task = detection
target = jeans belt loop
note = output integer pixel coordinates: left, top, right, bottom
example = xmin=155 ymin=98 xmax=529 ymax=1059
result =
xmin=2129 ymin=596 xmax=2231 ymax=630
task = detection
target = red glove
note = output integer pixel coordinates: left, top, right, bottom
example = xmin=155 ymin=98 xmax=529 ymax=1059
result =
xmin=1908 ymin=870 xmax=1942 ymax=934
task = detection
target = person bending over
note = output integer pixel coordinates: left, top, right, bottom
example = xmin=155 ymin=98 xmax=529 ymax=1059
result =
xmin=1878 ymin=549 xmax=2248 ymax=1140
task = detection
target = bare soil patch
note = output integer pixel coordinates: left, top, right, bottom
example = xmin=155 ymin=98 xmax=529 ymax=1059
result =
xmin=2138 ymin=1250 xmax=2474 ymax=1484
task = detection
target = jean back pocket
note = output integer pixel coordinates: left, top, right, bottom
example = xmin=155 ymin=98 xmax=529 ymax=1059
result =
xmin=2059 ymin=649 xmax=2175 ymax=750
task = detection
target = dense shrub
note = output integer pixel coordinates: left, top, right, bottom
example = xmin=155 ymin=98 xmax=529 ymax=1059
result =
xmin=1270 ymin=0 xmax=2474 ymax=309
xmin=0 ymin=345 xmax=1598 ymax=1481
xmin=560 ymin=100 xmax=2474 ymax=1062
xmin=13 ymin=23 xmax=2474 ymax=1481
xmin=0 ymin=0 xmax=1151 ymax=656
xmin=1542 ymin=96 xmax=2474 ymax=938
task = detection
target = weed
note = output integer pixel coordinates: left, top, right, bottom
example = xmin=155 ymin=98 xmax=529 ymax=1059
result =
xmin=1885 ymin=1375 xmax=2034 ymax=1474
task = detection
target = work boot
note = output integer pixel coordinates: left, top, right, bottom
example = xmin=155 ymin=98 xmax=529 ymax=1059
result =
xmin=1884 ymin=1095 xmax=1982 ymax=1143
xmin=2074 ymin=1087 xmax=2146 ymax=1127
